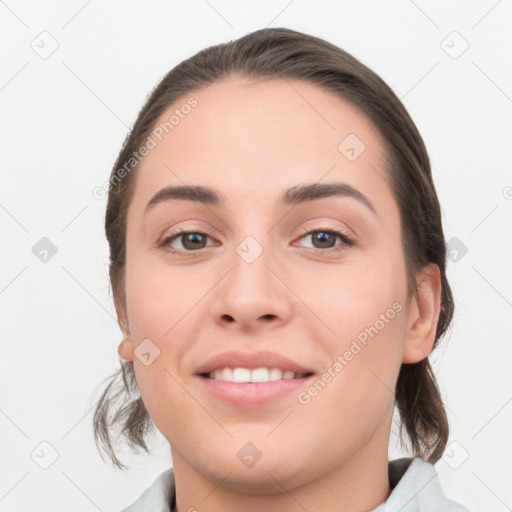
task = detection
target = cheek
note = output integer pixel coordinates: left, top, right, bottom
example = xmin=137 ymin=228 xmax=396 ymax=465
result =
xmin=123 ymin=257 xmax=210 ymax=432
xmin=297 ymin=249 xmax=408 ymax=341
xmin=296 ymin=247 xmax=408 ymax=403
xmin=124 ymin=255 xmax=201 ymax=341
xmin=294 ymin=298 xmax=406 ymax=459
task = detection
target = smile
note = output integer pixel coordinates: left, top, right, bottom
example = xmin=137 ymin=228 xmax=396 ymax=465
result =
xmin=205 ymin=367 xmax=312 ymax=383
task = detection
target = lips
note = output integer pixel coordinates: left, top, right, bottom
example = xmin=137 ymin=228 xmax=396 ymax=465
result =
xmin=194 ymin=350 xmax=315 ymax=377
xmin=194 ymin=350 xmax=315 ymax=406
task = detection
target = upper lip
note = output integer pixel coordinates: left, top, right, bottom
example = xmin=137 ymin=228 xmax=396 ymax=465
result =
xmin=195 ymin=350 xmax=315 ymax=375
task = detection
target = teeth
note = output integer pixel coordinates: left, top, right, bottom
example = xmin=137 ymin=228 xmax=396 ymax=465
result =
xmin=232 ymin=368 xmax=251 ymax=383
xmin=268 ymin=368 xmax=283 ymax=381
xmin=251 ymin=368 xmax=269 ymax=382
xmin=207 ymin=367 xmax=304 ymax=383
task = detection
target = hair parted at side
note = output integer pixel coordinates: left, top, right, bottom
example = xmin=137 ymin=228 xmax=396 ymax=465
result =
xmin=92 ymin=27 xmax=454 ymax=470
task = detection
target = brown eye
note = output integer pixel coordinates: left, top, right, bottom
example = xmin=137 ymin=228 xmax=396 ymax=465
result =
xmin=181 ymin=233 xmax=207 ymax=250
xmin=163 ymin=231 xmax=213 ymax=252
xmin=298 ymin=229 xmax=353 ymax=251
xmin=310 ymin=231 xmax=338 ymax=249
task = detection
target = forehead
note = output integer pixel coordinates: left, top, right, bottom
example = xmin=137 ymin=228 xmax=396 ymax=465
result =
xmin=130 ymin=77 xmax=392 ymax=215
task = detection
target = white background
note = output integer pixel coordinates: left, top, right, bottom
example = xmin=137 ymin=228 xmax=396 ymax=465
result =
xmin=0 ymin=0 xmax=511 ymax=510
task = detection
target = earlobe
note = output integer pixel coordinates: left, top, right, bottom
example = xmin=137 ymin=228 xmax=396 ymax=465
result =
xmin=402 ymin=263 xmax=442 ymax=364
xmin=118 ymin=337 xmax=134 ymax=362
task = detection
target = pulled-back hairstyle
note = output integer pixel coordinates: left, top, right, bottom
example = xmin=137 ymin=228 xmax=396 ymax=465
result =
xmin=92 ymin=27 xmax=454 ymax=469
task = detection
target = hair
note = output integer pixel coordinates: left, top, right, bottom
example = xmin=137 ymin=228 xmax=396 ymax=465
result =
xmin=92 ymin=27 xmax=454 ymax=470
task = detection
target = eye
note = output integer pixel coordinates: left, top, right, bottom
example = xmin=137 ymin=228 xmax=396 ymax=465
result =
xmin=296 ymin=228 xmax=354 ymax=252
xmin=161 ymin=230 xmax=216 ymax=254
xmin=160 ymin=227 xmax=354 ymax=256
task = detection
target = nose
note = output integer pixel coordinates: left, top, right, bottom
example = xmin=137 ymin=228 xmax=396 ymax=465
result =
xmin=210 ymin=236 xmax=294 ymax=334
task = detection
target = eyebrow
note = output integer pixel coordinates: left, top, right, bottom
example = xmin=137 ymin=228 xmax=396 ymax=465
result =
xmin=144 ymin=182 xmax=376 ymax=215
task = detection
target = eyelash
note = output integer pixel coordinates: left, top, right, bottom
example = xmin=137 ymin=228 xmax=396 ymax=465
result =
xmin=160 ymin=226 xmax=355 ymax=257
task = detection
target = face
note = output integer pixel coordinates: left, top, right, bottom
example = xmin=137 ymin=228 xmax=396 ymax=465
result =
xmin=118 ymin=77 xmax=421 ymax=492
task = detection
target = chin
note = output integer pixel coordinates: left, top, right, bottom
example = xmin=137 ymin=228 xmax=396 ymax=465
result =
xmin=203 ymin=457 xmax=308 ymax=495
xmin=184 ymin=435 xmax=313 ymax=493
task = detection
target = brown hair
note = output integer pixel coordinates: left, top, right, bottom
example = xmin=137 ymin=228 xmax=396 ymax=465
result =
xmin=92 ymin=27 xmax=454 ymax=469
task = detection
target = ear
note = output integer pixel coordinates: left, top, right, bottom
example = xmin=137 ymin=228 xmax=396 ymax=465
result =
xmin=402 ymin=263 xmax=442 ymax=364
xmin=118 ymin=337 xmax=134 ymax=362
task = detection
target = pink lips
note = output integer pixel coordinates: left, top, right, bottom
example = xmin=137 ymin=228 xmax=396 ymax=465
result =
xmin=194 ymin=350 xmax=314 ymax=375
xmin=194 ymin=350 xmax=315 ymax=407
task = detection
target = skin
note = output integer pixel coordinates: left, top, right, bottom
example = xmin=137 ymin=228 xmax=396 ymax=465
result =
xmin=117 ymin=77 xmax=441 ymax=512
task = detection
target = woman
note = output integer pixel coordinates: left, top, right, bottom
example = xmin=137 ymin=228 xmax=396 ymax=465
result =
xmin=93 ymin=27 xmax=471 ymax=511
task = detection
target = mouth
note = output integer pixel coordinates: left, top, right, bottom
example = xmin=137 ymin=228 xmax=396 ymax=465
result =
xmin=200 ymin=367 xmax=314 ymax=383
xmin=194 ymin=350 xmax=316 ymax=406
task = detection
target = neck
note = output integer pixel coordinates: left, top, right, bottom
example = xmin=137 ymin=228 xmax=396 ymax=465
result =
xmin=172 ymin=441 xmax=391 ymax=512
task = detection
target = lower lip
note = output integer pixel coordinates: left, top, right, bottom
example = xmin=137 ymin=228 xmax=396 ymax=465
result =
xmin=197 ymin=375 xmax=314 ymax=407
